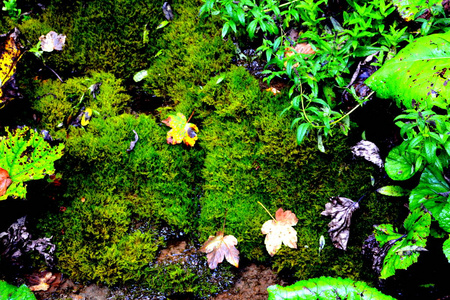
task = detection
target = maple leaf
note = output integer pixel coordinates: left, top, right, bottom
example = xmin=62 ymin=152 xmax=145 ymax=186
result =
xmin=199 ymin=231 xmax=239 ymax=269
xmin=321 ymin=196 xmax=359 ymax=250
xmin=0 ymin=28 xmax=24 ymax=107
xmin=39 ymin=31 xmax=66 ymax=52
xmin=162 ymin=112 xmax=199 ymax=146
xmin=0 ymin=167 xmax=12 ymax=196
xmin=261 ymin=208 xmax=298 ymax=256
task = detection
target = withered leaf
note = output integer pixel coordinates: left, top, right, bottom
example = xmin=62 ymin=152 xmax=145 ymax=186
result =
xmin=261 ymin=208 xmax=298 ymax=256
xmin=321 ymin=196 xmax=359 ymax=250
xmin=162 ymin=112 xmax=199 ymax=146
xmin=39 ymin=31 xmax=66 ymax=52
xmin=199 ymin=231 xmax=239 ymax=269
xmin=351 ymin=140 xmax=384 ymax=168
xmin=0 ymin=167 xmax=12 ymax=196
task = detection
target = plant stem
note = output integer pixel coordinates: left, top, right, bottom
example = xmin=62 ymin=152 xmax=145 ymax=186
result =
xmin=187 ymin=110 xmax=195 ymax=123
xmin=258 ymin=201 xmax=276 ymax=221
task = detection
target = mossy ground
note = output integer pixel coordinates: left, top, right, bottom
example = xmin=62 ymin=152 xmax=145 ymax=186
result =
xmin=0 ymin=0 xmax=404 ymax=298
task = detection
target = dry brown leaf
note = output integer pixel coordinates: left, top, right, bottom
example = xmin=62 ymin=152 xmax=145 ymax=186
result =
xmin=199 ymin=231 xmax=239 ymax=269
xmin=284 ymin=43 xmax=315 ymax=68
xmin=27 ymin=271 xmax=56 ymax=291
xmin=321 ymin=196 xmax=359 ymax=250
xmin=261 ymin=208 xmax=298 ymax=256
xmin=0 ymin=167 xmax=12 ymax=196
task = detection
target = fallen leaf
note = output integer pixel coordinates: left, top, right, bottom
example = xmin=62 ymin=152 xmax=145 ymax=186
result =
xmin=27 ymin=271 xmax=57 ymax=291
xmin=261 ymin=208 xmax=298 ymax=256
xmin=351 ymin=140 xmax=384 ymax=168
xmin=265 ymin=87 xmax=281 ymax=95
xmin=0 ymin=27 xmax=23 ymax=107
xmin=127 ymin=130 xmax=139 ymax=152
xmin=39 ymin=31 xmax=66 ymax=52
xmin=80 ymin=107 xmax=93 ymax=126
xmin=284 ymin=42 xmax=315 ymax=68
xmin=321 ymin=196 xmax=359 ymax=250
xmin=162 ymin=112 xmax=199 ymax=146
xmin=199 ymin=231 xmax=239 ymax=269
xmin=0 ymin=167 xmax=12 ymax=196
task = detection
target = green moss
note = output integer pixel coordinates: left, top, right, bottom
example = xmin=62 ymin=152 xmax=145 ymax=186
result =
xmin=31 ymin=71 xmax=131 ymax=140
xmin=142 ymin=0 xmax=234 ymax=99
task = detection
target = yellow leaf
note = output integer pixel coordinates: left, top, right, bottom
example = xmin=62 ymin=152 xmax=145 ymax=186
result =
xmin=162 ymin=112 xmax=199 ymax=146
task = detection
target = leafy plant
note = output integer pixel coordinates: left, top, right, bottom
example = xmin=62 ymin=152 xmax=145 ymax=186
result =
xmin=373 ymin=208 xmax=431 ymax=279
xmin=2 ymin=0 xmax=29 ymax=22
xmin=0 ymin=280 xmax=37 ymax=300
xmin=267 ymin=276 xmax=396 ymax=300
xmin=0 ymin=126 xmax=64 ymax=200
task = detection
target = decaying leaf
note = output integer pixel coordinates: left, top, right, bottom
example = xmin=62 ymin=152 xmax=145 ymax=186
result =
xmin=0 ymin=167 xmax=12 ymax=196
xmin=27 ymin=271 xmax=57 ymax=292
xmin=127 ymin=130 xmax=139 ymax=152
xmin=351 ymin=140 xmax=384 ymax=168
xmin=162 ymin=112 xmax=199 ymax=146
xmin=284 ymin=43 xmax=316 ymax=68
xmin=321 ymin=196 xmax=359 ymax=250
xmin=39 ymin=31 xmax=66 ymax=52
xmin=199 ymin=231 xmax=239 ymax=269
xmin=261 ymin=208 xmax=298 ymax=256
xmin=0 ymin=27 xmax=23 ymax=107
xmin=0 ymin=216 xmax=56 ymax=269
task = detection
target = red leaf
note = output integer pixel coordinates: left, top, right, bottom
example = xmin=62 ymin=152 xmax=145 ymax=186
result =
xmin=0 ymin=167 xmax=12 ymax=196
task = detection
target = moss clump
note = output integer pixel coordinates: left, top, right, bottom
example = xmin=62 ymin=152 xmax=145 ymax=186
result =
xmin=31 ymin=71 xmax=131 ymax=140
xmin=142 ymin=0 xmax=234 ymax=100
xmin=16 ymin=0 xmax=166 ymax=79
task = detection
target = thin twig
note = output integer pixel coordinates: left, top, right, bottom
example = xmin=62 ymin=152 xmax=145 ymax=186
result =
xmin=187 ymin=110 xmax=195 ymax=123
xmin=258 ymin=201 xmax=276 ymax=221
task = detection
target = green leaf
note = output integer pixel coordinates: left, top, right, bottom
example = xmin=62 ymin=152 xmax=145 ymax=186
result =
xmin=375 ymin=208 xmax=431 ymax=279
xmin=0 ymin=281 xmax=37 ymax=300
xmin=156 ymin=20 xmax=169 ymax=29
xmin=366 ymin=31 xmax=450 ymax=110
xmin=267 ymin=276 xmax=396 ymax=300
xmin=377 ymin=185 xmax=410 ymax=197
xmin=0 ymin=127 xmax=64 ymax=200
xmin=296 ymin=122 xmax=310 ymax=145
xmin=391 ymin=0 xmax=442 ymax=21
xmin=385 ymin=144 xmax=417 ymax=180
xmin=409 ymin=164 xmax=449 ymax=217
xmin=443 ymin=235 xmax=450 ymax=262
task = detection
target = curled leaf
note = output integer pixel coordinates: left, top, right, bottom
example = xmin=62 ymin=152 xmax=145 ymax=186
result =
xmin=321 ymin=196 xmax=359 ymax=250
xmin=127 ymin=130 xmax=139 ymax=152
xmin=199 ymin=231 xmax=239 ymax=269
xmin=0 ymin=167 xmax=12 ymax=196
xmin=162 ymin=112 xmax=199 ymax=146
xmin=261 ymin=208 xmax=298 ymax=256
xmin=39 ymin=31 xmax=66 ymax=52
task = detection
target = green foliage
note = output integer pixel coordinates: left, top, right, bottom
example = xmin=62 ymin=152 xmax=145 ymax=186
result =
xmin=1 ymin=0 xmax=29 ymax=23
xmin=443 ymin=235 xmax=450 ymax=262
xmin=267 ymin=276 xmax=396 ymax=300
xmin=366 ymin=31 xmax=450 ymax=110
xmin=0 ymin=126 xmax=64 ymax=200
xmin=374 ymin=208 xmax=431 ymax=279
xmin=31 ymin=71 xmax=131 ymax=140
xmin=385 ymin=143 xmax=419 ymax=181
xmin=200 ymin=0 xmax=411 ymax=149
xmin=0 ymin=281 xmax=36 ymax=300
xmin=392 ymin=0 xmax=442 ymax=21
xmin=142 ymin=0 xmax=234 ymax=99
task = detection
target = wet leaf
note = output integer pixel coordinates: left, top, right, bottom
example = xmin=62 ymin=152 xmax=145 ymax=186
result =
xmin=366 ymin=31 xmax=450 ymax=111
xmin=39 ymin=31 xmax=66 ymax=52
xmin=351 ymin=140 xmax=384 ymax=168
xmin=162 ymin=112 xmax=199 ymax=146
xmin=321 ymin=196 xmax=360 ymax=250
xmin=377 ymin=185 xmax=410 ymax=197
xmin=0 ymin=27 xmax=23 ymax=107
xmin=392 ymin=0 xmax=442 ymax=21
xmin=261 ymin=208 xmax=298 ymax=256
xmin=0 ymin=126 xmax=64 ymax=200
xmin=199 ymin=231 xmax=239 ymax=269
xmin=80 ymin=107 xmax=93 ymax=126
xmin=374 ymin=208 xmax=431 ymax=279
xmin=0 ymin=167 xmax=12 ymax=196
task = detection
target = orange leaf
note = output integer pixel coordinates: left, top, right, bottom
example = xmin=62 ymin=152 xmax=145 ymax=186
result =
xmin=284 ymin=43 xmax=315 ymax=68
xmin=261 ymin=208 xmax=298 ymax=256
xmin=199 ymin=231 xmax=239 ymax=269
xmin=0 ymin=167 xmax=12 ymax=196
